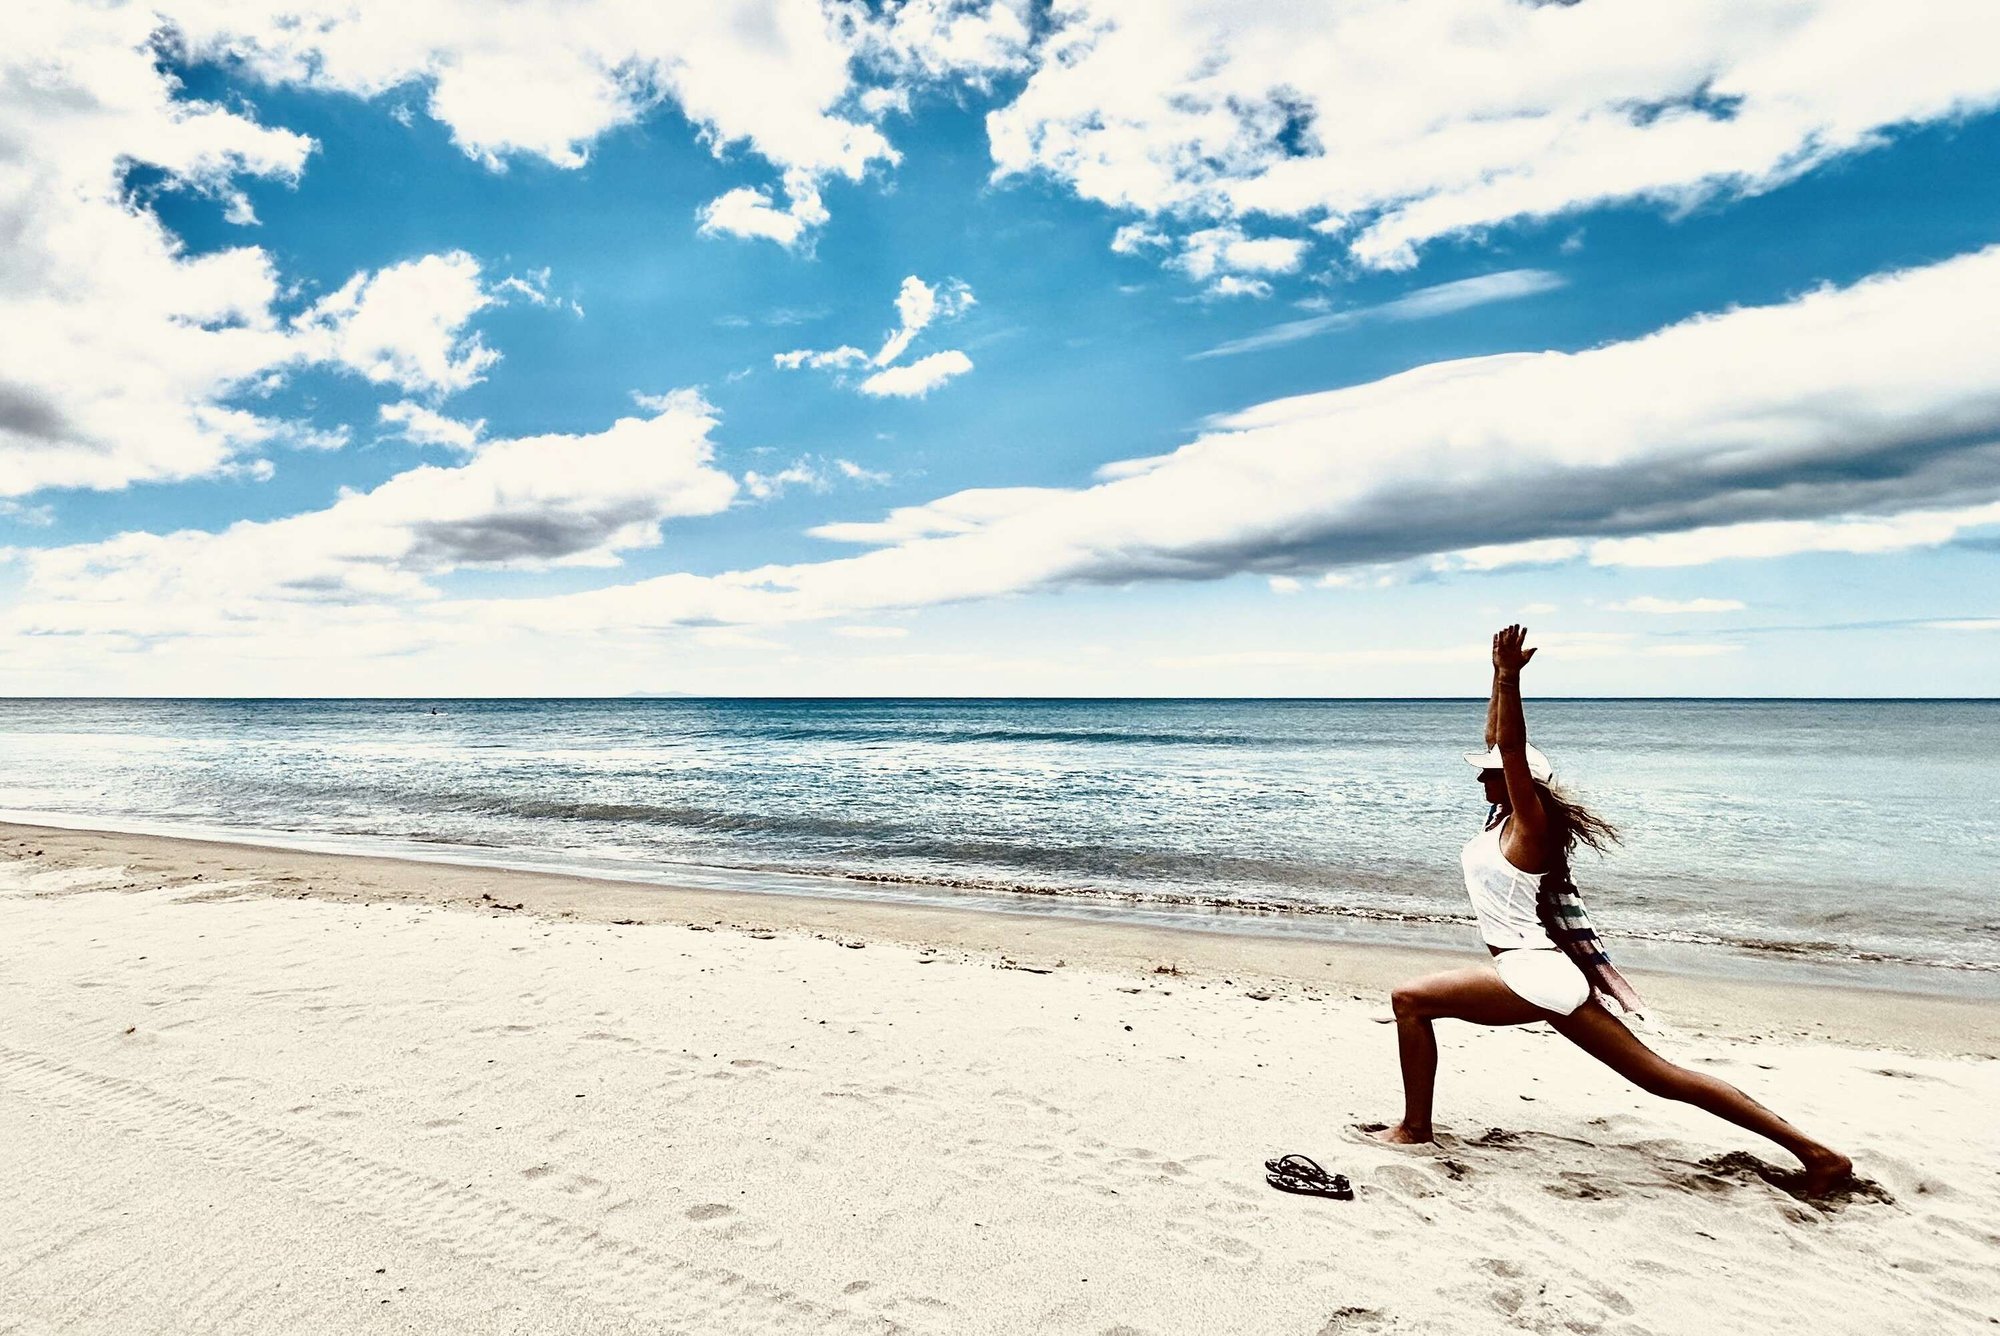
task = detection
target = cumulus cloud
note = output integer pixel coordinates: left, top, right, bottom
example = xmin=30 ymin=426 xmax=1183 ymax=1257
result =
xmin=0 ymin=8 xmax=577 ymax=498
xmin=858 ymin=350 xmax=974 ymax=398
xmin=698 ymin=175 xmax=831 ymax=248
xmin=1114 ymin=222 xmax=1308 ymax=297
xmin=989 ymin=0 xmax=2000 ymax=271
xmin=0 ymin=2 xmax=314 ymax=497
xmin=1205 ymin=276 xmax=1273 ymax=301
xmin=379 ymin=401 xmax=483 ymax=451
xmin=10 ymin=396 xmax=738 ymax=636
xmin=168 ymin=2 xmax=898 ymax=175
xmin=293 ymin=252 xmax=498 ymax=396
xmin=1170 ymin=225 xmax=1307 ymax=295
xmin=865 ymin=0 xmax=1036 ymax=84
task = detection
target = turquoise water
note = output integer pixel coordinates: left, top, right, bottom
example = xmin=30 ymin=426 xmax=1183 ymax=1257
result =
xmin=1 ymin=698 xmax=1994 ymax=984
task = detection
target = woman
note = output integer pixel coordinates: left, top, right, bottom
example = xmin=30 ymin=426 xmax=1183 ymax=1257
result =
xmin=1369 ymin=625 xmax=1852 ymax=1197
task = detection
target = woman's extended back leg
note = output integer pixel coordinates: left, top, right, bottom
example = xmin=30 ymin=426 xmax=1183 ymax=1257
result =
xmin=1550 ymin=1001 xmax=1852 ymax=1193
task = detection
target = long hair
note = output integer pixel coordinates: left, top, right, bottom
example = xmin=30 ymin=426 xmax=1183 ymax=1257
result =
xmin=1533 ymin=779 xmax=1620 ymax=859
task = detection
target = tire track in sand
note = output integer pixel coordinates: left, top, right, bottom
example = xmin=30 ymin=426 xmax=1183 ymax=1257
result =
xmin=0 ymin=1043 xmax=916 ymax=1335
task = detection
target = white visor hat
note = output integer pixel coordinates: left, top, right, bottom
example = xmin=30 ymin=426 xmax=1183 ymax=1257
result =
xmin=1464 ymin=743 xmax=1553 ymax=783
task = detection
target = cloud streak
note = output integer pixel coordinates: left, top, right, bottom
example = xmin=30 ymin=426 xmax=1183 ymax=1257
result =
xmin=1194 ymin=270 xmax=1566 ymax=359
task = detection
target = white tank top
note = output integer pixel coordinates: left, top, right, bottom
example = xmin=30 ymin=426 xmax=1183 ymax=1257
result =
xmin=1461 ymin=816 xmax=1556 ymax=950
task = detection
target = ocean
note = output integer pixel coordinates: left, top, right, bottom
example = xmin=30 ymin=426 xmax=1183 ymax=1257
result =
xmin=1 ymin=698 xmax=1994 ymax=994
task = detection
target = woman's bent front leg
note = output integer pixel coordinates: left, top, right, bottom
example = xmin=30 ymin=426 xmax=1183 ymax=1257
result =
xmin=1374 ymin=965 xmax=1550 ymax=1144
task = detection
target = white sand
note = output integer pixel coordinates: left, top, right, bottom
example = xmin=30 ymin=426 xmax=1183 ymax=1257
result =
xmin=3 ymin=823 xmax=1996 ymax=1334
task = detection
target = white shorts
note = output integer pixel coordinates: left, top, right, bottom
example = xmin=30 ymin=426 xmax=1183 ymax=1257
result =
xmin=1495 ymin=948 xmax=1590 ymax=1016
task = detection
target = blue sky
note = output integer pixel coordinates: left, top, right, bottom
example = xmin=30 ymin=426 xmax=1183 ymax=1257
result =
xmin=5 ymin=1 xmax=2000 ymax=695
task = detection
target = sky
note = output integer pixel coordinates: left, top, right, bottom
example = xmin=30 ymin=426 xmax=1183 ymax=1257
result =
xmin=4 ymin=0 xmax=2000 ymax=698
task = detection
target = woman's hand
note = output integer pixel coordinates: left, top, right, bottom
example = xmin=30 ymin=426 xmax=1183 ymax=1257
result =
xmin=1492 ymin=624 xmax=1537 ymax=674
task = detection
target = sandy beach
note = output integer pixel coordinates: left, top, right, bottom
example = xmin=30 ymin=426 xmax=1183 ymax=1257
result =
xmin=3 ymin=820 xmax=1996 ymax=1335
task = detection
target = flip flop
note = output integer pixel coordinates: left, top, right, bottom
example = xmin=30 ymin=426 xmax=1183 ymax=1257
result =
xmin=1262 ymin=1153 xmax=1353 ymax=1201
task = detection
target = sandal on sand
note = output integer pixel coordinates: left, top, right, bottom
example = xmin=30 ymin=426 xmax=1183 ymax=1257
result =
xmin=1263 ymin=1153 xmax=1353 ymax=1201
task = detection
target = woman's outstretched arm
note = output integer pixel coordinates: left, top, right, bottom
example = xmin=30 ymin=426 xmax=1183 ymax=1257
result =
xmin=1491 ymin=625 xmax=1550 ymax=860
xmin=1484 ymin=658 xmax=1502 ymax=748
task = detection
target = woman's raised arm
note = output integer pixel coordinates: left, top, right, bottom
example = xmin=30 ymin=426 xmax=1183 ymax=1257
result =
xmin=1491 ymin=625 xmax=1550 ymax=863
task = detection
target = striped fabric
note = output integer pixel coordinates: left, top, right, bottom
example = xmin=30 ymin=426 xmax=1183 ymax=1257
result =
xmin=1536 ymin=857 xmax=1650 ymax=1021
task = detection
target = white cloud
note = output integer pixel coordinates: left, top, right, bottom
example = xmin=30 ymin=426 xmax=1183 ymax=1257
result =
xmin=454 ymin=245 xmax=2000 ymax=634
xmin=492 ymin=267 xmax=580 ymax=315
xmin=1204 ymin=276 xmax=1273 ymax=300
xmin=834 ymin=458 xmax=892 ymax=485
xmin=743 ymin=459 xmax=833 ymax=500
xmin=858 ymin=350 xmax=975 ymax=398
xmin=1439 ymin=538 xmax=1586 ymax=573
xmin=809 ymin=487 xmax=1066 ymax=545
xmin=1267 ymin=575 xmax=1302 ymax=594
xmin=776 ymin=275 xmax=977 ymax=396
xmin=380 ymin=401 xmax=483 ymax=451
xmin=988 ymin=0 xmax=2000 ymax=271
xmin=0 ymin=501 xmax=57 ymax=528
xmin=1151 ymin=633 xmax=1740 ymax=672
xmin=1196 ymin=270 xmax=1566 ymax=359
xmin=1110 ymin=222 xmax=1168 ymax=254
xmin=697 ymin=175 xmax=830 ymax=248
xmin=874 ymin=276 xmax=976 ymax=365
xmin=865 ymin=0 xmax=1036 ymax=84
xmin=1173 ymin=226 xmax=1307 ymax=282
xmin=773 ymin=346 xmax=870 ymax=371
xmin=1925 ymin=618 xmax=2000 ymax=632
xmin=691 ymin=626 xmax=786 ymax=651
xmin=1603 ymin=596 xmax=1747 ymax=614
xmin=293 ymin=252 xmax=498 ymax=396
xmin=169 ymin=2 xmax=899 ymax=180
xmin=832 ymin=624 xmax=910 ymax=639
xmin=1585 ymin=502 xmax=2000 ymax=568
xmin=0 ymin=2 xmax=314 ymax=497
xmin=9 ymin=396 xmax=738 ymax=636
xmin=0 ymin=6 xmax=586 ymax=498
xmin=19 ymin=246 xmax=2000 ymax=657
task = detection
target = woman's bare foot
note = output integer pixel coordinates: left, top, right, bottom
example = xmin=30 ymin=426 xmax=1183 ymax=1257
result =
xmin=1366 ymin=1121 xmax=1434 ymax=1146
xmin=1800 ymin=1146 xmax=1853 ymax=1197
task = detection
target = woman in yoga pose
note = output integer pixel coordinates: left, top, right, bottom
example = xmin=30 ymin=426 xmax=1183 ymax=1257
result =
xmin=1369 ymin=625 xmax=1852 ymax=1196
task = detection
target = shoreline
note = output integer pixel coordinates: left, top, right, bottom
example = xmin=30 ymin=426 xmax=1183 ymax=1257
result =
xmin=5 ymin=818 xmax=1995 ymax=1056
xmin=5 ymin=806 xmax=1994 ymax=999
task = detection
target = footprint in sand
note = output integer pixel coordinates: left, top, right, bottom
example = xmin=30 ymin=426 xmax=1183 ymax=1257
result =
xmin=684 ymin=1202 xmax=735 ymax=1221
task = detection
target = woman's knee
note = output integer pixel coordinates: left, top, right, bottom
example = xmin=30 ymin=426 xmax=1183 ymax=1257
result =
xmin=1390 ymin=981 xmax=1430 ymax=1020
